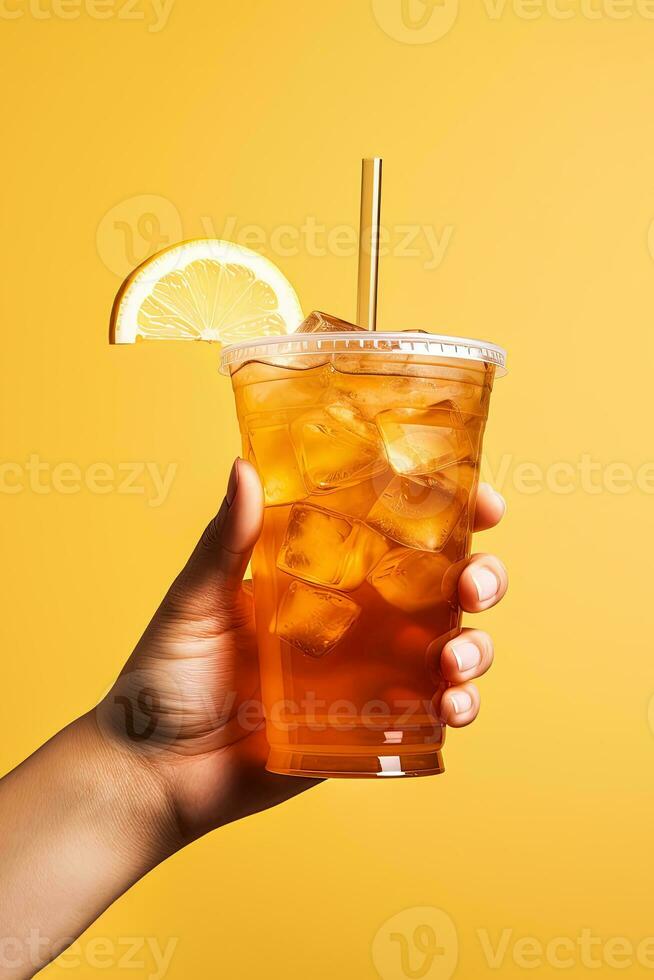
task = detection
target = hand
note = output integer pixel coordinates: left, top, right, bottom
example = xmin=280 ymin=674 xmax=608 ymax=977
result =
xmin=97 ymin=461 xmax=508 ymax=845
xmin=0 ymin=462 xmax=507 ymax=976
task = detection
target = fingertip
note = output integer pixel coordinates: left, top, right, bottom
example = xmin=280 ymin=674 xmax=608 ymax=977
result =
xmin=234 ymin=458 xmax=264 ymax=508
xmin=226 ymin=457 xmax=240 ymax=506
xmin=474 ymin=483 xmax=506 ymax=532
xmin=480 ymin=482 xmax=506 ymax=514
xmin=458 ymin=554 xmax=508 ymax=613
xmin=439 ymin=684 xmax=480 ymax=727
xmin=440 ymin=629 xmax=494 ymax=683
xmin=222 ymin=458 xmax=264 ymax=554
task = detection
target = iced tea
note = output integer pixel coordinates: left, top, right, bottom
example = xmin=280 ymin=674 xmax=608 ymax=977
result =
xmin=223 ymin=313 xmax=504 ymax=778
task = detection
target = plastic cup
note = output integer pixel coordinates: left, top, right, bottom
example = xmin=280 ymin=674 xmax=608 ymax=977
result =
xmin=221 ymin=319 xmax=506 ymax=778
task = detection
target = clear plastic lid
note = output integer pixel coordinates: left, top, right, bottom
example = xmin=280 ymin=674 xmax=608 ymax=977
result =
xmin=220 ymin=330 xmax=507 ymax=376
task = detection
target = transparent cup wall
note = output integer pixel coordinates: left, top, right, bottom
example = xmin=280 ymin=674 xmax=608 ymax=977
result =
xmin=226 ymin=331 xmax=502 ymax=778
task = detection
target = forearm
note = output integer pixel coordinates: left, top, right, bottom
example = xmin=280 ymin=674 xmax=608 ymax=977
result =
xmin=0 ymin=712 xmax=180 ymax=978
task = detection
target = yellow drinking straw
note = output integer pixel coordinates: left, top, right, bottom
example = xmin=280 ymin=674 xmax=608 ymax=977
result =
xmin=356 ymin=157 xmax=383 ymax=331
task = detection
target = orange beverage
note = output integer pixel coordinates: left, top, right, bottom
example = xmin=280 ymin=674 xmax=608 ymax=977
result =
xmin=222 ymin=312 xmax=505 ymax=778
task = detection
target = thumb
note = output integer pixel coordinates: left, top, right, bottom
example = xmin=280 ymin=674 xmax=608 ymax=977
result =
xmin=169 ymin=458 xmax=264 ymax=611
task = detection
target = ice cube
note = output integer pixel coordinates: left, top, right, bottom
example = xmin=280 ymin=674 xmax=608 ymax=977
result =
xmin=296 ymin=311 xmax=365 ymax=333
xmin=327 ymin=371 xmax=390 ymax=417
xmin=420 ymin=462 xmax=476 ymax=557
xmin=330 ymin=344 xmax=490 ymax=390
xmin=369 ymin=547 xmax=457 ymax=613
xmin=306 ymin=468 xmax=394 ymax=520
xmin=291 ymin=401 xmax=388 ymax=492
xmin=276 ymin=580 xmax=360 ymax=657
xmin=240 ymin=365 xmax=331 ymax=414
xmin=375 ymin=402 xmax=472 ymax=477
xmin=431 ymin=460 xmax=477 ymax=496
xmin=367 ymin=473 xmax=467 ymax=552
xmin=248 ymin=411 xmax=308 ymax=506
xmin=329 ymin=372 xmax=459 ymax=419
xmin=325 ymin=399 xmax=385 ymax=440
xmin=277 ymin=503 xmax=387 ymax=591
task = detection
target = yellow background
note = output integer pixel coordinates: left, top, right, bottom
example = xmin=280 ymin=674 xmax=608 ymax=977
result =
xmin=2 ymin=1 xmax=654 ymax=977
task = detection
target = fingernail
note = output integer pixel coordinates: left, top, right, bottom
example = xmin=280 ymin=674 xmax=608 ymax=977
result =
xmin=226 ymin=459 xmax=240 ymax=507
xmin=471 ymin=567 xmax=499 ymax=602
xmin=450 ymin=691 xmax=473 ymax=714
xmin=480 ymin=483 xmax=506 ymax=514
xmin=452 ymin=641 xmax=481 ymax=672
xmin=493 ymin=489 xmax=507 ymax=513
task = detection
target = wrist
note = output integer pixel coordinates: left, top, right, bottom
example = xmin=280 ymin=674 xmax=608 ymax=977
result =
xmin=73 ymin=710 xmax=184 ymax=866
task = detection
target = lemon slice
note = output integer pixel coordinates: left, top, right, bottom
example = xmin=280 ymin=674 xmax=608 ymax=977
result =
xmin=110 ymin=239 xmax=303 ymax=344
